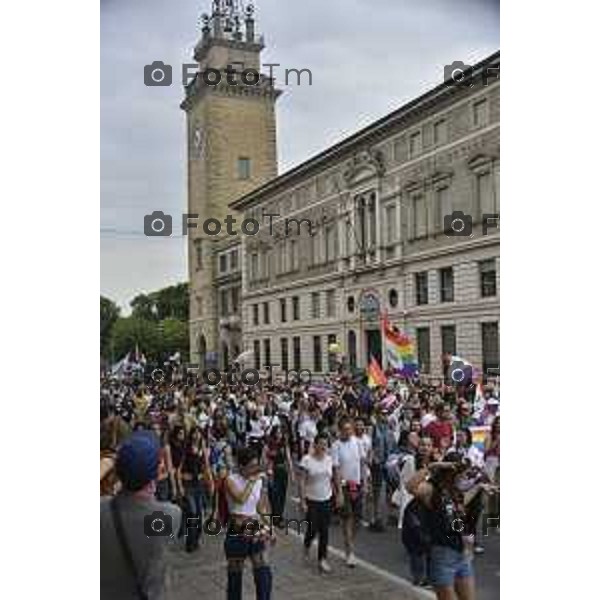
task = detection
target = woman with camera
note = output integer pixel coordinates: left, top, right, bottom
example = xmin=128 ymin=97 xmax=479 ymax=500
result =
xmin=407 ymin=454 xmax=494 ymax=600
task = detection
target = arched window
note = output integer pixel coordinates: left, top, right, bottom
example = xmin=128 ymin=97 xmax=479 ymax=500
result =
xmin=198 ymin=335 xmax=207 ymax=371
xmin=348 ymin=330 xmax=357 ymax=370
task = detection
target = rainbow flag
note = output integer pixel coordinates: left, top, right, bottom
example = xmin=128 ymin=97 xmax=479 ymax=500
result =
xmin=382 ymin=315 xmax=419 ymax=377
xmin=469 ymin=425 xmax=491 ymax=453
xmin=367 ymin=356 xmax=387 ymax=388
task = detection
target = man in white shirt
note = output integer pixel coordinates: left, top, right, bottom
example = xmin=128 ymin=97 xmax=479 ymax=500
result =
xmin=331 ymin=417 xmax=366 ymax=567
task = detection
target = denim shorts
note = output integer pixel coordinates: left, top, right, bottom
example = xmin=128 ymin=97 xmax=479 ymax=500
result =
xmin=429 ymin=544 xmax=474 ymax=587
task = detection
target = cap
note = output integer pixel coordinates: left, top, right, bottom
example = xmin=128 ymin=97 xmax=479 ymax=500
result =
xmin=116 ymin=431 xmax=160 ymax=491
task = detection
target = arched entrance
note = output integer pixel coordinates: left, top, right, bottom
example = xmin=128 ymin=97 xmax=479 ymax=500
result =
xmin=348 ymin=330 xmax=357 ymax=370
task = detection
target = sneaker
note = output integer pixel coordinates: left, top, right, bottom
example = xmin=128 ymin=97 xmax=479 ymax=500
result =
xmin=319 ymin=560 xmax=332 ymax=574
xmin=346 ymin=552 xmax=357 ymax=567
xmin=474 ymin=545 xmax=485 ymax=555
xmin=368 ymin=521 xmax=385 ymax=533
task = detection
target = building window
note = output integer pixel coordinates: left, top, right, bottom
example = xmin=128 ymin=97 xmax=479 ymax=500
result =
xmin=347 ymin=296 xmax=355 ymax=312
xmin=263 ymin=339 xmax=271 ymax=368
xmin=238 ymin=157 xmax=251 ymax=180
xmin=292 ymin=296 xmax=300 ymax=320
xmin=313 ymin=336 xmax=322 ymax=372
xmin=280 ymin=298 xmax=287 ymax=323
xmin=281 ymin=338 xmax=289 ymax=372
xmin=219 ymin=255 xmax=227 ymax=273
xmin=409 ymin=131 xmax=422 ymax=157
xmin=220 ymin=290 xmax=228 ymax=316
xmin=416 ymin=327 xmax=430 ymax=374
xmin=480 ymin=259 xmax=497 ymax=297
xmin=290 ymin=240 xmax=299 ymax=271
xmin=196 ymin=295 xmax=203 ymax=316
xmin=481 ymin=322 xmax=499 ymax=372
xmin=348 ymin=330 xmax=357 ymax=369
xmin=389 ymin=289 xmax=399 ymax=308
xmin=441 ymin=325 xmax=457 ymax=356
xmin=253 ymin=340 xmax=261 ymax=370
xmin=436 ymin=187 xmax=452 ymax=232
xmin=433 ymin=118 xmax=447 ymax=145
xmin=263 ymin=302 xmax=270 ymax=324
xmin=327 ymin=334 xmax=337 ymax=372
xmin=415 ymin=272 xmax=429 ymax=306
xmin=325 ymin=224 xmax=336 ymax=263
xmin=222 ymin=344 xmax=229 ymax=370
xmin=477 ymin=171 xmax=496 ymax=217
xmin=326 ymin=290 xmax=336 ymax=317
xmin=252 ymin=304 xmax=259 ymax=326
xmin=250 ymin=253 xmax=258 ymax=280
xmin=311 ymin=292 xmax=320 ymax=319
xmin=385 ymin=203 xmax=397 ymax=247
xmin=439 ymin=267 xmax=454 ymax=303
xmin=292 ymin=336 xmax=301 ymax=371
xmin=230 ymin=250 xmax=238 ymax=270
xmin=473 ymin=99 xmax=488 ymax=128
xmin=231 ymin=287 xmax=239 ymax=314
xmin=412 ymin=193 xmax=427 ymax=239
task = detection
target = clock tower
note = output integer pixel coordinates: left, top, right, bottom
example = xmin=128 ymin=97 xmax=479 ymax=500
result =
xmin=182 ymin=0 xmax=280 ymax=367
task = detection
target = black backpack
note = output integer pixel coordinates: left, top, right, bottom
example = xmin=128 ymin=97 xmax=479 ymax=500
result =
xmin=401 ymin=498 xmax=431 ymax=554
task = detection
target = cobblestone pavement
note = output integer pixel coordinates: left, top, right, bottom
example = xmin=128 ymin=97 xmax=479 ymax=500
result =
xmin=165 ymin=530 xmax=432 ymax=600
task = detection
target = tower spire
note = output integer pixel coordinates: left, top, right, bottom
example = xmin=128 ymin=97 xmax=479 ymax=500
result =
xmin=199 ymin=1 xmax=256 ymax=42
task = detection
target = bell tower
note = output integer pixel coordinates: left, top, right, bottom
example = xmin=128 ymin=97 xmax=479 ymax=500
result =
xmin=182 ymin=0 xmax=280 ymax=367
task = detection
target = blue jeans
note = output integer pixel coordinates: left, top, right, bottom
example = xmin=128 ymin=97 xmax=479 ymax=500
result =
xmin=183 ymin=480 xmax=204 ymax=550
xmin=429 ymin=544 xmax=474 ymax=587
xmin=224 ymin=533 xmax=271 ymax=600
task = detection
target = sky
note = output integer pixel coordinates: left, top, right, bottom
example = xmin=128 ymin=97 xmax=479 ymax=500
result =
xmin=101 ymin=0 xmax=499 ymax=313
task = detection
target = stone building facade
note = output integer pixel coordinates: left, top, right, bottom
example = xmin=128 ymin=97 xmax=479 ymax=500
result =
xmin=229 ymin=53 xmax=500 ymax=380
xmin=185 ymin=3 xmax=499 ymax=379
xmin=182 ymin=1 xmax=279 ymax=369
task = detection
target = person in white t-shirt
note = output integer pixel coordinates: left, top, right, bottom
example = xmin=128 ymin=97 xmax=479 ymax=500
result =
xmin=299 ymin=433 xmax=334 ymax=573
xmin=331 ymin=417 xmax=366 ymax=567
xmin=298 ymin=408 xmax=318 ymax=457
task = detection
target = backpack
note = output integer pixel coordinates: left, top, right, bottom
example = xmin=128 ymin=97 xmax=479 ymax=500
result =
xmin=401 ymin=498 xmax=431 ymax=554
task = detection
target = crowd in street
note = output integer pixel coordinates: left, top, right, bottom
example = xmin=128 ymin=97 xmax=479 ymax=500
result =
xmin=100 ymin=365 xmax=500 ymax=600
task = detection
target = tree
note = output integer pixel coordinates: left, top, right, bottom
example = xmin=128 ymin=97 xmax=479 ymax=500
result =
xmin=110 ymin=318 xmax=160 ymax=362
xmin=130 ymin=283 xmax=189 ymax=321
xmin=100 ymin=296 xmax=120 ymax=359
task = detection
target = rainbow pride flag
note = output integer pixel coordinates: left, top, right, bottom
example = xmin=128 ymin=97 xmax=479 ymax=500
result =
xmin=367 ymin=356 xmax=387 ymax=388
xmin=382 ymin=315 xmax=419 ymax=377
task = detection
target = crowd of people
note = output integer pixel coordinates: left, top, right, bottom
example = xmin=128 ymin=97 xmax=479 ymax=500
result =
xmin=100 ymin=364 xmax=500 ymax=600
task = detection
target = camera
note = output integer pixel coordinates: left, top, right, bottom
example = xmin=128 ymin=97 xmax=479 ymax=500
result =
xmin=443 ymin=210 xmax=472 ymax=237
xmin=448 ymin=360 xmax=473 ymax=387
xmin=444 ymin=61 xmax=474 ymax=88
xmin=144 ymin=511 xmax=173 ymax=537
xmin=144 ymin=211 xmax=172 ymax=237
xmin=144 ymin=61 xmax=173 ymax=87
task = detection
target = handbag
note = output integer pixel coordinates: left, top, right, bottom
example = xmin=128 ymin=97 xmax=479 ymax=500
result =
xmin=110 ymin=498 xmax=149 ymax=600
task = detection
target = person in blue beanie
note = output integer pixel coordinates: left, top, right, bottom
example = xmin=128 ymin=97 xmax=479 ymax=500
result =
xmin=100 ymin=431 xmax=182 ymax=600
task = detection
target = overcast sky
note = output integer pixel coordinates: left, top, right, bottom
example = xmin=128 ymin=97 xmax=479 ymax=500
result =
xmin=101 ymin=0 xmax=499 ymax=313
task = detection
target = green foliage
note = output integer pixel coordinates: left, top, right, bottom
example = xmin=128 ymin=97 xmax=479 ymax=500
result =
xmin=100 ymin=296 xmax=120 ymax=358
xmin=101 ymin=283 xmax=189 ymax=363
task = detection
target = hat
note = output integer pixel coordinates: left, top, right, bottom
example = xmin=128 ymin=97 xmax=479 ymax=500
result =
xmin=116 ymin=431 xmax=160 ymax=491
xmin=487 ymin=398 xmax=500 ymax=406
